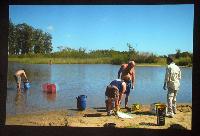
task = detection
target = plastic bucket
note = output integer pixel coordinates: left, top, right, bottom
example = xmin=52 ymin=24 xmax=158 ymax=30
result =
xmin=150 ymin=103 xmax=166 ymax=115
xmin=24 ymin=82 xmax=30 ymax=89
xmin=42 ymin=83 xmax=50 ymax=91
xmin=77 ymin=95 xmax=87 ymax=110
xmin=132 ymin=104 xmax=140 ymax=111
xmin=47 ymin=84 xmax=56 ymax=93
xmin=153 ymin=104 xmax=166 ymax=126
xmin=157 ymin=107 xmax=166 ymax=126
xmin=42 ymin=83 xmax=56 ymax=93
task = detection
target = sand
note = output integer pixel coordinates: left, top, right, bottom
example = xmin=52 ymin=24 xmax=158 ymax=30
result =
xmin=5 ymin=104 xmax=192 ymax=130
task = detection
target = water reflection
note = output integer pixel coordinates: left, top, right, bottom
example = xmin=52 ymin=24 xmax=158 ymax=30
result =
xmin=15 ymin=89 xmax=28 ymax=112
xmin=43 ymin=92 xmax=57 ymax=102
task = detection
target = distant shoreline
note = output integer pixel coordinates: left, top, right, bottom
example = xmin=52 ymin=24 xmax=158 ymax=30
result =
xmin=8 ymin=58 xmax=192 ymax=67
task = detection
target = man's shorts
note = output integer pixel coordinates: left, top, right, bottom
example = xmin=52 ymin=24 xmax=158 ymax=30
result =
xmin=124 ymin=80 xmax=132 ymax=96
xmin=14 ymin=75 xmax=21 ymax=84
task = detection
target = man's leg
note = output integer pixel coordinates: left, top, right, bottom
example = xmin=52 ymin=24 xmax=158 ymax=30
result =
xmin=107 ymin=98 xmax=115 ymax=115
xmin=125 ymin=80 xmax=131 ymax=108
xmin=167 ymin=88 xmax=175 ymax=117
xmin=125 ymin=96 xmax=128 ymax=108
xmin=172 ymin=90 xmax=178 ymax=114
xmin=17 ymin=76 xmax=21 ymax=89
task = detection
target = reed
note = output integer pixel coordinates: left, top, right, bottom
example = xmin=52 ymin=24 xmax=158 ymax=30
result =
xmin=8 ymin=56 xmax=192 ymax=67
xmin=8 ymin=57 xmax=111 ymax=64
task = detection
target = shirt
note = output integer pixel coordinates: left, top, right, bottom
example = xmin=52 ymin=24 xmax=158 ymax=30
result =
xmin=110 ymin=79 xmax=123 ymax=92
xmin=164 ymin=62 xmax=181 ymax=90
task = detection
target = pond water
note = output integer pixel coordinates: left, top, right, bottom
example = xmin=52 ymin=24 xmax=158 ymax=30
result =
xmin=6 ymin=62 xmax=192 ymax=115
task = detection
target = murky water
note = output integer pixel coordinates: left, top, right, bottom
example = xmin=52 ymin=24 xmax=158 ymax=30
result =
xmin=6 ymin=62 xmax=192 ymax=115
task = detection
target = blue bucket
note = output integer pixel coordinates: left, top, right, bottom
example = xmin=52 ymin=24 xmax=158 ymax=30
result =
xmin=76 ymin=95 xmax=87 ymax=110
xmin=24 ymin=81 xmax=30 ymax=89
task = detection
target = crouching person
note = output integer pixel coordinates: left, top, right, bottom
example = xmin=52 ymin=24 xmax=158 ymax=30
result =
xmin=105 ymin=79 xmax=126 ymax=115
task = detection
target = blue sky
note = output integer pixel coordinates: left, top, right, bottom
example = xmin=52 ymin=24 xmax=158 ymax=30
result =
xmin=9 ymin=5 xmax=193 ymax=55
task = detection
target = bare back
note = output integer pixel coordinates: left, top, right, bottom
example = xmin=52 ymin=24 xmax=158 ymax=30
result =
xmin=15 ymin=70 xmax=27 ymax=79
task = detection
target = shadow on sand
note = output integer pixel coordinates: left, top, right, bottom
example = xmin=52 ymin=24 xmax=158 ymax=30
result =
xmin=133 ymin=111 xmax=156 ymax=116
xmin=139 ymin=122 xmax=157 ymax=126
xmin=83 ymin=113 xmax=104 ymax=117
xmin=92 ymin=107 xmax=107 ymax=112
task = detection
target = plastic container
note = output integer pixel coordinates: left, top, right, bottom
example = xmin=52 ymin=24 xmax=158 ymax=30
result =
xmin=150 ymin=103 xmax=166 ymax=115
xmin=47 ymin=84 xmax=56 ymax=93
xmin=132 ymin=104 xmax=140 ymax=111
xmin=42 ymin=83 xmax=50 ymax=91
xmin=42 ymin=83 xmax=56 ymax=93
xmin=157 ymin=107 xmax=166 ymax=126
xmin=76 ymin=95 xmax=87 ymax=110
xmin=24 ymin=81 xmax=30 ymax=89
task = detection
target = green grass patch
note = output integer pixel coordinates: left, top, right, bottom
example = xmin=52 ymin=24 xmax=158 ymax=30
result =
xmin=8 ymin=57 xmax=111 ymax=64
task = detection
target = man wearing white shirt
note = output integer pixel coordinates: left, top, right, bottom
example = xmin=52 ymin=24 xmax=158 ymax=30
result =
xmin=163 ymin=56 xmax=181 ymax=118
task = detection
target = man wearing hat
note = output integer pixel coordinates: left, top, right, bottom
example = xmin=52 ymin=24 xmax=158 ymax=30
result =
xmin=163 ymin=56 xmax=181 ymax=118
xmin=118 ymin=61 xmax=136 ymax=109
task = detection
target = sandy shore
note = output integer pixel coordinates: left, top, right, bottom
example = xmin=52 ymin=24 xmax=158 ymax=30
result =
xmin=6 ymin=103 xmax=192 ymax=130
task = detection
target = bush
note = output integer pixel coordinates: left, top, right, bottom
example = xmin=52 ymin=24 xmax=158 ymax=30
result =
xmin=111 ymin=55 xmax=127 ymax=65
xmin=175 ymin=57 xmax=192 ymax=66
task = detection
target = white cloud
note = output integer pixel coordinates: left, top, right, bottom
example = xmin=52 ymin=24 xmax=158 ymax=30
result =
xmin=47 ymin=25 xmax=54 ymax=31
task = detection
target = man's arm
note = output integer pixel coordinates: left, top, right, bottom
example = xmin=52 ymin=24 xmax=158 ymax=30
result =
xmin=118 ymin=67 xmax=122 ymax=79
xmin=131 ymin=69 xmax=135 ymax=85
xmin=23 ymin=72 xmax=28 ymax=81
xmin=163 ymin=67 xmax=169 ymax=90
xmin=179 ymin=69 xmax=181 ymax=80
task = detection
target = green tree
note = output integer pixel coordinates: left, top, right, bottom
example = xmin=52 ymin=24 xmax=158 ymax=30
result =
xmin=15 ymin=23 xmax=34 ymax=54
xmin=43 ymin=32 xmax=53 ymax=53
xmin=8 ymin=19 xmax=17 ymax=54
xmin=175 ymin=49 xmax=181 ymax=58
xmin=127 ymin=43 xmax=136 ymax=61
xmin=33 ymin=29 xmax=44 ymax=54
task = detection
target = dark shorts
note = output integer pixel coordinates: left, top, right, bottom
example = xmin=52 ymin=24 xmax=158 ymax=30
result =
xmin=124 ymin=80 xmax=132 ymax=97
xmin=14 ymin=75 xmax=21 ymax=84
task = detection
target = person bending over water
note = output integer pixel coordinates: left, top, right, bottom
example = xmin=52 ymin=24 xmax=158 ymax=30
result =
xmin=14 ymin=69 xmax=28 ymax=91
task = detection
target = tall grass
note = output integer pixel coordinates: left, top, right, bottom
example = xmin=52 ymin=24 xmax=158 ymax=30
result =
xmin=8 ymin=57 xmax=111 ymax=64
xmin=8 ymin=54 xmax=192 ymax=67
xmin=175 ymin=57 xmax=192 ymax=67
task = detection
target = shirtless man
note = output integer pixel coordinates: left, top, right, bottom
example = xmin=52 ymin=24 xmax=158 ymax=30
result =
xmin=118 ymin=61 xmax=136 ymax=109
xmin=14 ymin=69 xmax=28 ymax=90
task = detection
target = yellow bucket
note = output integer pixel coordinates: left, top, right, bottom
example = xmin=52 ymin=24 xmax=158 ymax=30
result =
xmin=155 ymin=103 xmax=166 ymax=110
xmin=131 ymin=104 xmax=140 ymax=111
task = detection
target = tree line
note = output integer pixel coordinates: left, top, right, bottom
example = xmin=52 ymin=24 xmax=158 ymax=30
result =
xmin=8 ymin=20 xmax=192 ymax=66
xmin=8 ymin=20 xmax=53 ymax=55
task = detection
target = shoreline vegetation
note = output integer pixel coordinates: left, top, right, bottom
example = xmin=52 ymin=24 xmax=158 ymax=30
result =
xmin=8 ymin=57 xmax=192 ymax=67
xmin=6 ymin=103 xmax=192 ymax=129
